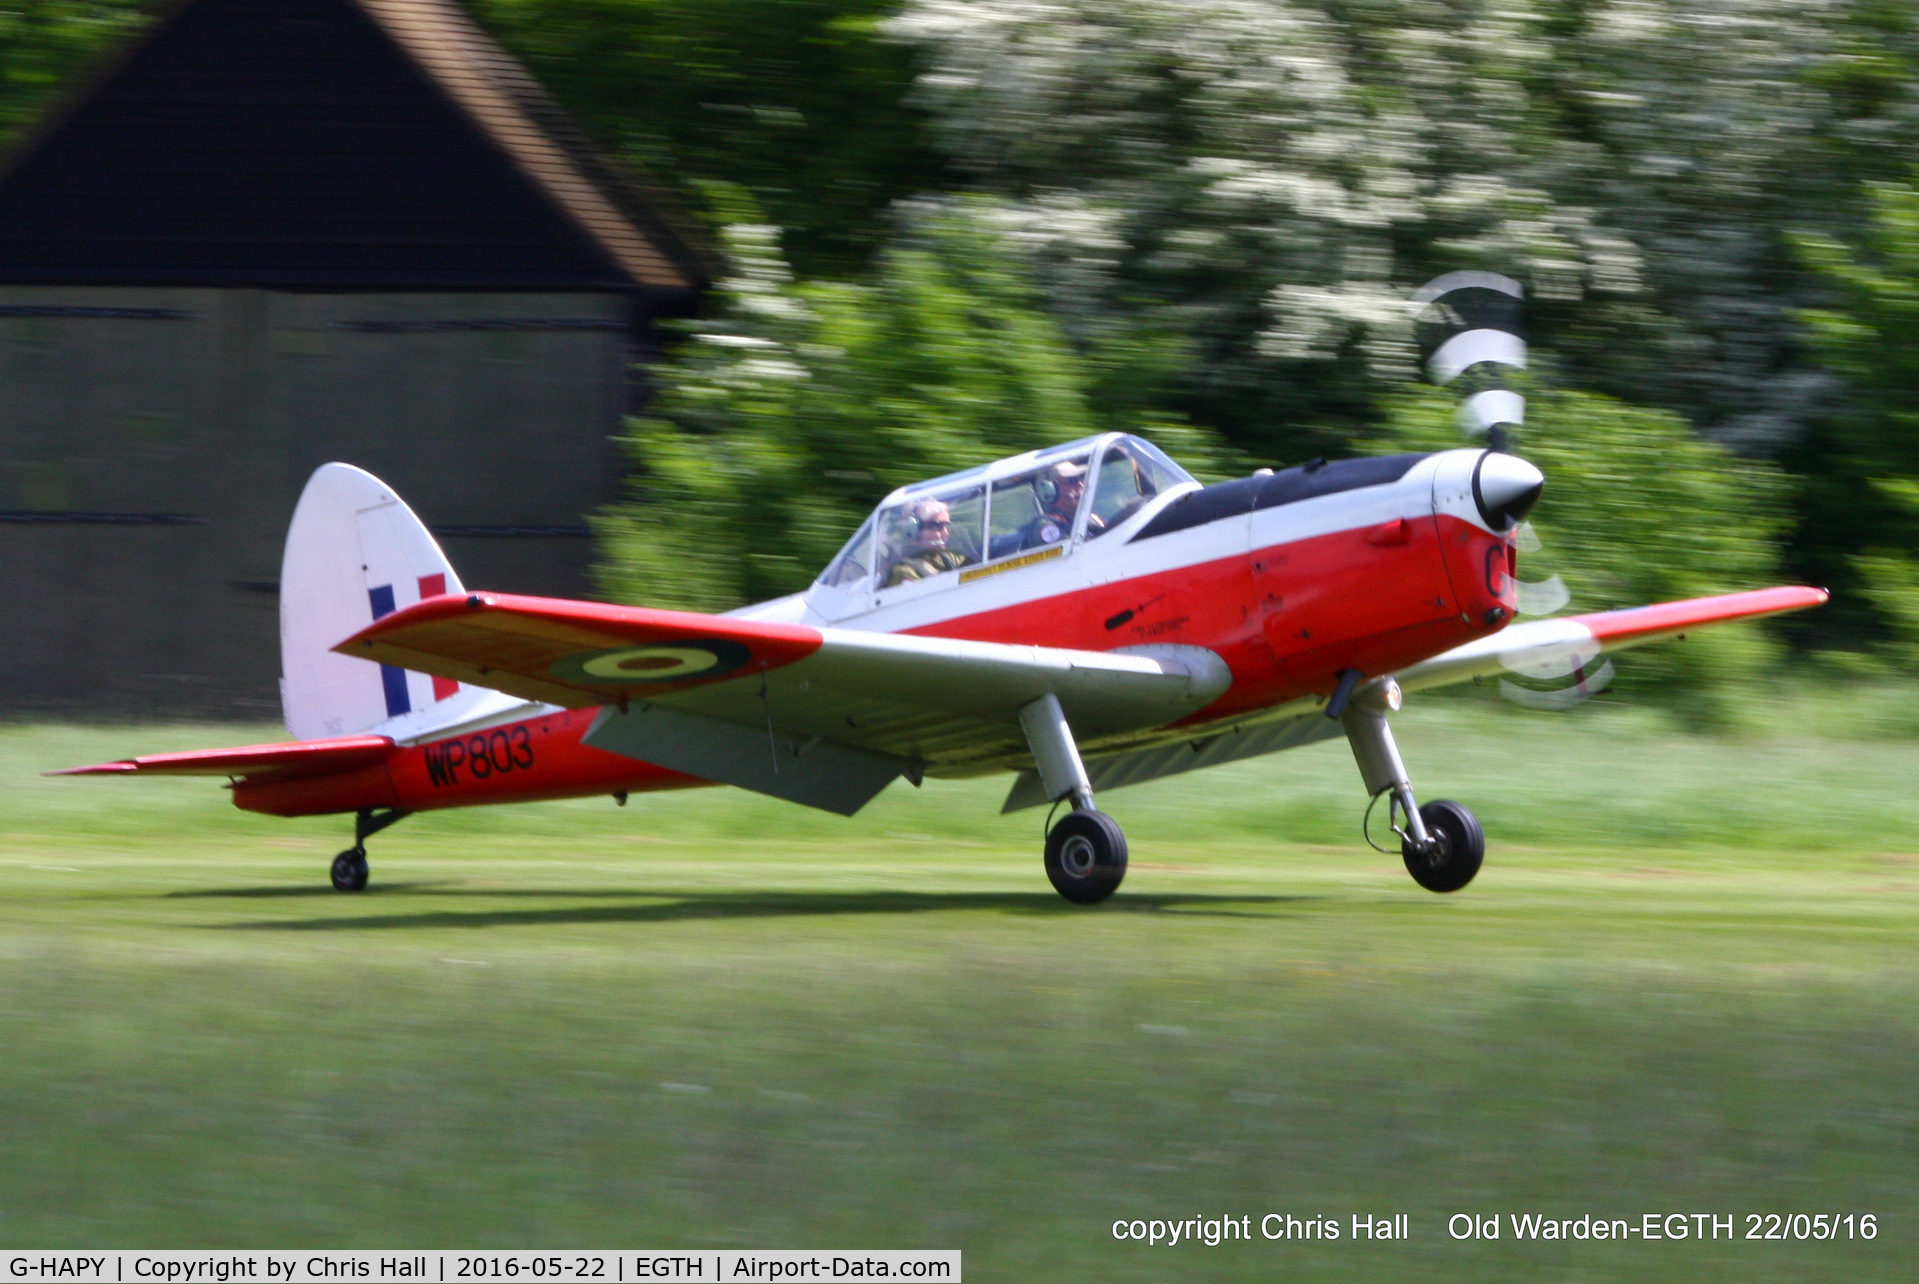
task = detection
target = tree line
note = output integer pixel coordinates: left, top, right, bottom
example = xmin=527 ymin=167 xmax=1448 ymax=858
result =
xmin=6 ymin=0 xmax=1917 ymax=689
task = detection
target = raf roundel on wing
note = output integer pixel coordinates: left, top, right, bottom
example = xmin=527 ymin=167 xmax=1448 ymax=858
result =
xmin=550 ymin=638 xmax=754 ymax=686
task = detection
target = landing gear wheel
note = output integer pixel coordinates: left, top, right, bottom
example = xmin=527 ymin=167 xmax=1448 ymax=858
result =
xmin=330 ymin=846 xmax=369 ymax=893
xmin=1044 ymin=810 xmax=1128 ymax=905
xmin=1401 ymin=800 xmax=1483 ymax=893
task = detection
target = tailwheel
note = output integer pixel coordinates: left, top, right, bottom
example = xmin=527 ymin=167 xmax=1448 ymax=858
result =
xmin=330 ymin=846 xmax=370 ymax=893
xmin=1401 ymin=800 xmax=1483 ymax=893
xmin=1044 ymin=810 xmax=1128 ymax=905
xmin=328 ymin=807 xmax=407 ymax=891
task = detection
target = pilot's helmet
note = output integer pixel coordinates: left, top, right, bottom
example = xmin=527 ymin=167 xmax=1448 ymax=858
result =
xmin=1038 ymin=458 xmax=1089 ymax=508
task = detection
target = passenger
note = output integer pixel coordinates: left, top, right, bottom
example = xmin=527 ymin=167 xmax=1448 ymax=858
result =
xmin=1014 ymin=459 xmax=1101 ymax=551
xmin=884 ymin=499 xmax=971 ymax=586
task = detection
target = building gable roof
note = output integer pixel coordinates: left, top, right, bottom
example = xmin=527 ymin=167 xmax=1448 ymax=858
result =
xmin=0 ymin=0 xmax=703 ymax=293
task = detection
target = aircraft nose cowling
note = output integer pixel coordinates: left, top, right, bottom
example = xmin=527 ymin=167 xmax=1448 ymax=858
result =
xmin=1471 ymin=451 xmax=1544 ymax=530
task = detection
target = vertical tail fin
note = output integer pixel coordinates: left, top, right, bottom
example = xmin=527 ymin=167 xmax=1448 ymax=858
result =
xmin=280 ymin=464 xmax=512 ymax=740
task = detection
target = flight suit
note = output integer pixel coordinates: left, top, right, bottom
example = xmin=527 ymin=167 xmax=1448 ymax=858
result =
xmin=884 ymin=548 xmax=970 ymax=586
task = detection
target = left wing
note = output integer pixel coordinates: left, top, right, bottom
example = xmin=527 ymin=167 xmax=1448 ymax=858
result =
xmin=339 ymin=593 xmax=1232 ymax=814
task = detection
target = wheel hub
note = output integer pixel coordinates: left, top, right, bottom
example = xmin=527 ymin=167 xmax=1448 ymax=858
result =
xmin=1058 ymin=834 xmax=1097 ymax=878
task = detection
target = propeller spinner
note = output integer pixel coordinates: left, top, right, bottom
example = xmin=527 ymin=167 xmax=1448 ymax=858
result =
xmin=1471 ymin=450 xmax=1544 ymax=531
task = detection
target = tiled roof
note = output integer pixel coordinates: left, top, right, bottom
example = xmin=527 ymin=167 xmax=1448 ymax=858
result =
xmin=0 ymin=0 xmax=703 ymax=292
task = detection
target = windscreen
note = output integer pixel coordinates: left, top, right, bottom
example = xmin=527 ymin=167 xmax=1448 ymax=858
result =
xmin=818 ymin=515 xmax=875 ymax=588
xmin=1085 ymin=435 xmax=1195 ymax=540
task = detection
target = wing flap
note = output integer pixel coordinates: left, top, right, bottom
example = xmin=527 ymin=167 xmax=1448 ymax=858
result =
xmin=1392 ymin=585 xmax=1828 ymax=693
xmin=584 ymin=705 xmax=908 ymax=816
xmin=49 ymin=734 xmax=393 ymax=781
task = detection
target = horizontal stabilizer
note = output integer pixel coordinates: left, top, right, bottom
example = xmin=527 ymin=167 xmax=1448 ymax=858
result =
xmin=49 ymin=734 xmax=393 ymax=781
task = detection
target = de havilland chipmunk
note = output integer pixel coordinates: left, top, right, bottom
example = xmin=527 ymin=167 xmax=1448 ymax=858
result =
xmin=56 ymin=275 xmax=1827 ymax=902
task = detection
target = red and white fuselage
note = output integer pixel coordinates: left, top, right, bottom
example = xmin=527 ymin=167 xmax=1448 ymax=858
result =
xmin=230 ymin=445 xmax=1521 ymax=817
xmin=62 ymin=439 xmax=1822 ymax=835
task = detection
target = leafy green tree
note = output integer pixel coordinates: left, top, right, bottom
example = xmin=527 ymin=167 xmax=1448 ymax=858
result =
xmin=890 ymin=0 xmax=1643 ymax=463
xmin=1520 ymin=0 xmax=1919 ymax=458
xmin=0 ymin=1 xmax=146 ymax=143
xmin=1795 ymin=173 xmax=1919 ymax=658
xmin=598 ymin=197 xmax=1234 ymax=611
xmin=886 ymin=0 xmax=1919 ymax=567
xmin=1373 ymin=384 xmax=1787 ymax=718
xmin=471 ymin=0 xmax=939 ymax=275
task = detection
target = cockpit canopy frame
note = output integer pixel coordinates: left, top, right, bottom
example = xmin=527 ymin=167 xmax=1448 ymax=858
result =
xmin=812 ymin=433 xmax=1197 ymax=602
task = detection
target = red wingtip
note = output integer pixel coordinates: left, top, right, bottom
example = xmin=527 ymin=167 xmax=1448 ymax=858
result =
xmin=1577 ymin=585 xmax=1830 ymax=644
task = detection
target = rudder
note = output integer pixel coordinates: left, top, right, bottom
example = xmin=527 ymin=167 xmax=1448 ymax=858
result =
xmin=280 ymin=463 xmax=501 ymax=740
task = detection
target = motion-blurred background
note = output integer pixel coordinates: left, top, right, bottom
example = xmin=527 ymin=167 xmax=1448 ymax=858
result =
xmin=2 ymin=0 xmax=1915 ymax=718
xmin=4 ymin=8 xmax=1917 ymax=1269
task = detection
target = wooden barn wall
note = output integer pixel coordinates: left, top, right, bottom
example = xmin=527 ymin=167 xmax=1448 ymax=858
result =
xmin=0 ymin=285 xmax=630 ymax=719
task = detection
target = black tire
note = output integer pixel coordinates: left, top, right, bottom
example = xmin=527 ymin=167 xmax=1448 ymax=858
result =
xmin=330 ymin=846 xmax=369 ymax=893
xmin=1401 ymin=800 xmax=1483 ymax=893
xmin=1044 ymin=810 xmax=1128 ymax=904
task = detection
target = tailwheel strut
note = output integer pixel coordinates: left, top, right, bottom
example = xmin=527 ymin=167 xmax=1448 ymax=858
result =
xmin=330 ymin=807 xmax=410 ymax=893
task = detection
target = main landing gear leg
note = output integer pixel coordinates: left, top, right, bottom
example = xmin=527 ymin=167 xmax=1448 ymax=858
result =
xmin=1020 ymin=693 xmax=1128 ymax=904
xmin=329 ymin=807 xmax=411 ymax=893
xmin=1338 ymin=684 xmax=1483 ymax=893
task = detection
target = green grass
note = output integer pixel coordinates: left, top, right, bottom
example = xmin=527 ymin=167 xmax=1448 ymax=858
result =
xmin=1 ymin=701 xmax=1916 ymax=1280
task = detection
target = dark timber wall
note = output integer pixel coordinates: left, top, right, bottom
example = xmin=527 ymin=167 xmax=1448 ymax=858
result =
xmin=0 ymin=286 xmax=633 ymax=718
xmin=0 ymin=0 xmax=702 ymax=718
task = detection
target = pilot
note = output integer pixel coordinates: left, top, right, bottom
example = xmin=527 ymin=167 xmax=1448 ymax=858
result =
xmin=884 ymin=499 xmax=971 ymax=586
xmin=1014 ymin=459 xmax=1102 ymax=551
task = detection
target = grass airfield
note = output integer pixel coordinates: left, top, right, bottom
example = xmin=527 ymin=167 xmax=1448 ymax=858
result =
xmin=1 ymin=698 xmax=1915 ymax=1280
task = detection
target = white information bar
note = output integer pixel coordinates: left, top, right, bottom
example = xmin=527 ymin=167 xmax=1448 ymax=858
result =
xmin=0 ymin=1254 xmax=960 ymax=1283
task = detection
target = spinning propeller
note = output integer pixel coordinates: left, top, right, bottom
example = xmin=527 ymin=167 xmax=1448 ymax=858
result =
xmin=1412 ymin=272 xmax=1612 ymax=709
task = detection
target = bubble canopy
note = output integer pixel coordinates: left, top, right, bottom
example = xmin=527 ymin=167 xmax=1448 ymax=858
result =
xmin=814 ymin=433 xmax=1197 ymax=593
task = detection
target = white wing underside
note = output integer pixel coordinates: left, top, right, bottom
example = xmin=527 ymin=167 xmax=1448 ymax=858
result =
xmin=1005 ymin=592 xmax=1822 ymax=811
xmin=582 ymin=633 xmax=1235 ymax=815
xmin=593 ymin=610 xmax=1670 ymax=818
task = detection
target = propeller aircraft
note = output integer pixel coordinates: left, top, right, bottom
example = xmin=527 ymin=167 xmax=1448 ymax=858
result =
xmin=55 ymin=277 xmax=1827 ymax=903
xmin=53 ymin=441 xmax=1824 ymax=903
